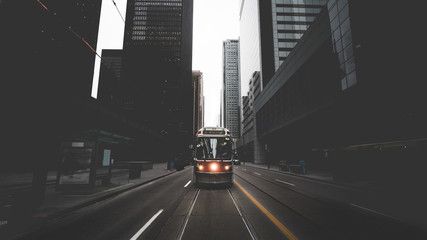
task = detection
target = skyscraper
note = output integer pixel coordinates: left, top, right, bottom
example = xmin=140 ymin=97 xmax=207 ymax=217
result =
xmin=240 ymin=0 xmax=326 ymax=91
xmin=192 ymin=70 xmax=204 ymax=135
xmin=121 ymin=0 xmax=194 ymax=156
xmin=222 ymin=39 xmax=241 ymax=139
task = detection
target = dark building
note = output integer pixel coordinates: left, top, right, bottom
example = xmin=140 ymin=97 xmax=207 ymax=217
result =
xmin=1 ymin=0 xmax=102 ymax=170
xmin=192 ymin=70 xmax=204 ymax=136
xmin=0 ymin=0 xmax=106 ymax=207
xmin=121 ymin=0 xmax=194 ymax=159
xmin=238 ymin=71 xmax=263 ymax=163
xmin=254 ymin=1 xmax=427 ymax=184
xmin=257 ymin=0 xmax=327 ymax=89
xmin=97 ymin=49 xmax=123 ymax=107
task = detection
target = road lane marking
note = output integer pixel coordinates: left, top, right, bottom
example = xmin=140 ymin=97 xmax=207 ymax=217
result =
xmin=275 ymin=179 xmax=296 ymax=187
xmin=253 ymin=172 xmax=262 ymax=176
xmin=350 ymin=203 xmax=396 ymax=220
xmin=184 ymin=180 xmax=191 ymax=188
xmin=234 ymin=180 xmax=298 ymax=240
xmin=130 ymin=209 xmax=163 ymax=240
xmin=228 ymin=189 xmax=257 ymax=240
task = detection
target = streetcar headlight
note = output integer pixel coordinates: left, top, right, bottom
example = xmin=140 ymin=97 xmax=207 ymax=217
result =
xmin=225 ymin=165 xmax=230 ymax=170
xmin=210 ymin=163 xmax=218 ymax=171
xmin=198 ymin=165 xmax=204 ymax=171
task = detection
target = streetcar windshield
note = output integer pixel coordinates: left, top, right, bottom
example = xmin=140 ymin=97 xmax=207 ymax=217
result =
xmin=195 ymin=137 xmax=233 ymax=159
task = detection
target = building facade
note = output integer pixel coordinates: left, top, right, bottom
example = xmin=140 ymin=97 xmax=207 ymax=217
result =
xmin=1 ymin=0 xmax=103 ymax=169
xmin=259 ymin=0 xmax=327 ymax=88
xmin=239 ymin=0 xmax=326 ymax=162
xmin=192 ymin=70 xmax=204 ymax=135
xmin=239 ymin=71 xmax=265 ymax=163
xmin=121 ymin=0 xmax=194 ymax=158
xmin=239 ymin=0 xmax=261 ymax=96
xmin=253 ymin=1 xmax=427 ymax=183
xmin=222 ymin=39 xmax=241 ymax=139
xmin=97 ymin=49 xmax=123 ymax=107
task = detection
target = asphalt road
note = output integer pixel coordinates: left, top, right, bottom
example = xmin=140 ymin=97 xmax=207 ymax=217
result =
xmin=13 ymin=166 xmax=427 ymax=240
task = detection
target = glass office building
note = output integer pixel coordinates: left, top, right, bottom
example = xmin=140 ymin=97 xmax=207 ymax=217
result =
xmin=271 ymin=0 xmax=327 ymax=71
xmin=258 ymin=0 xmax=326 ymax=88
xmin=239 ymin=0 xmax=261 ymax=96
xmin=222 ymin=40 xmax=241 ymax=139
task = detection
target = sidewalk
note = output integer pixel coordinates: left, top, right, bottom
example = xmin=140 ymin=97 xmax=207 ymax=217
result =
xmin=1 ymin=162 xmax=178 ymax=240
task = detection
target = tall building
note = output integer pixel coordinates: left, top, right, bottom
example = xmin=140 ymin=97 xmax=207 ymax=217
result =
xmin=121 ymin=0 xmax=194 ymax=157
xmin=270 ymin=0 xmax=327 ymax=70
xmin=222 ymin=39 xmax=241 ymax=139
xmin=97 ymin=49 xmax=123 ymax=106
xmin=239 ymin=0 xmax=326 ymax=163
xmin=239 ymin=0 xmax=261 ymax=96
xmin=1 ymin=0 xmax=103 ymax=162
xmin=239 ymin=0 xmax=326 ymax=92
xmin=192 ymin=70 xmax=204 ymax=135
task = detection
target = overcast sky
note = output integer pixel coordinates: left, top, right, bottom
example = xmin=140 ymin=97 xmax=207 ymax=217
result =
xmin=92 ymin=0 xmax=240 ymax=127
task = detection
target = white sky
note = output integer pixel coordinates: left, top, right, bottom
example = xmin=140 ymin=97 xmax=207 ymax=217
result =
xmin=92 ymin=0 xmax=240 ymax=127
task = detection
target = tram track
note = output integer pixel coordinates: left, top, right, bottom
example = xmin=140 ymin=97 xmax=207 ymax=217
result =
xmin=175 ymin=186 xmax=258 ymax=240
xmin=233 ymin=172 xmax=326 ymax=230
xmin=175 ymin=188 xmax=200 ymax=240
xmin=234 ymin=167 xmax=427 ymax=240
xmin=234 ymin=170 xmax=350 ymax=240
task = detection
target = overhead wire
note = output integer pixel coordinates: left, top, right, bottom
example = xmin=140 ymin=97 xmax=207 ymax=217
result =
xmin=36 ymin=0 xmax=101 ymax=58
xmin=112 ymin=0 xmax=126 ymax=23
xmin=35 ymin=0 xmax=128 ymax=66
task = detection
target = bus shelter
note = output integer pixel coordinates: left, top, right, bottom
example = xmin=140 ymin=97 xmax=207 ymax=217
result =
xmin=56 ymin=129 xmax=134 ymax=192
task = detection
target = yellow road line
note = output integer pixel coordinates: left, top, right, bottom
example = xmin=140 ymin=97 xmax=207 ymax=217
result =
xmin=234 ymin=180 xmax=298 ymax=240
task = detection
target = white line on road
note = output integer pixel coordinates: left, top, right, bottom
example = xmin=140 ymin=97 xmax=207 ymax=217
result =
xmin=275 ymin=179 xmax=296 ymax=187
xmin=130 ymin=209 xmax=163 ymax=240
xmin=184 ymin=180 xmax=191 ymax=188
xmin=349 ymin=203 xmax=396 ymax=220
xmin=253 ymin=172 xmax=261 ymax=176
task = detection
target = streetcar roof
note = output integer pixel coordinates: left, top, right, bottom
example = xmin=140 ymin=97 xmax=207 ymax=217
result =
xmin=196 ymin=127 xmax=231 ymax=137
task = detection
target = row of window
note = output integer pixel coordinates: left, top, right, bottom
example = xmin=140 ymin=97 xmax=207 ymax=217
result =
xmin=127 ymin=40 xmax=181 ymax=46
xmin=275 ymin=15 xmax=317 ymax=22
xmin=274 ymin=0 xmax=326 ymax=5
xmin=132 ymin=6 xmax=182 ymax=11
xmin=133 ymin=8 xmax=182 ymax=17
xmin=132 ymin=14 xmax=181 ymax=21
xmin=274 ymin=7 xmax=322 ymax=14
xmin=132 ymin=30 xmax=181 ymax=36
xmin=132 ymin=26 xmax=181 ymax=31
xmin=275 ymin=24 xmax=309 ymax=31
xmin=134 ymin=2 xmax=181 ymax=6
xmin=132 ymin=19 xmax=181 ymax=26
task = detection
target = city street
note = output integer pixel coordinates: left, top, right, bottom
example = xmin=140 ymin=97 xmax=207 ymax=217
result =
xmin=7 ymin=166 xmax=426 ymax=240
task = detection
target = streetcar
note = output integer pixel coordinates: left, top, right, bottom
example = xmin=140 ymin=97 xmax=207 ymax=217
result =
xmin=193 ymin=127 xmax=234 ymax=187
